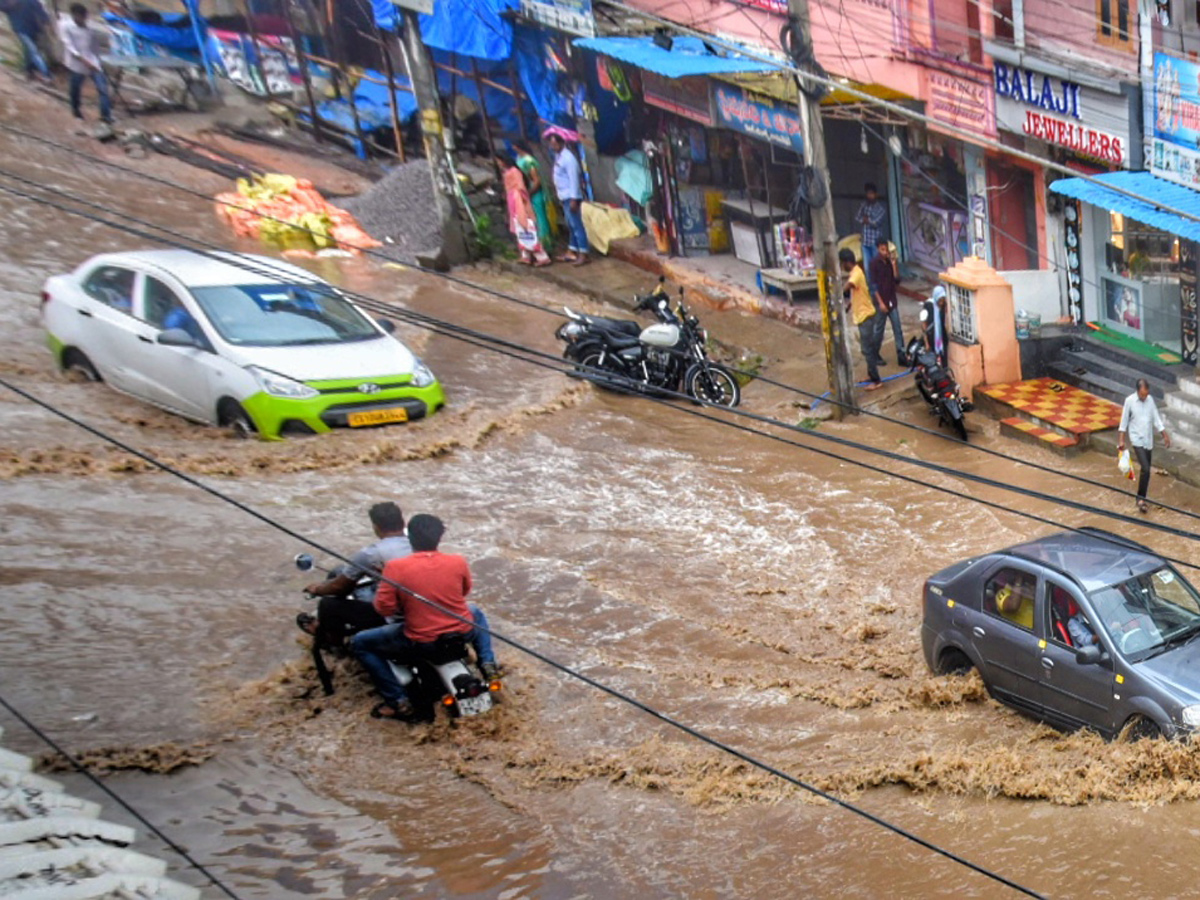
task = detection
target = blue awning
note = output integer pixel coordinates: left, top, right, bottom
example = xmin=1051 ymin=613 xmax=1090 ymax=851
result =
xmin=1049 ymin=171 xmax=1200 ymax=243
xmin=572 ymin=35 xmax=776 ymax=78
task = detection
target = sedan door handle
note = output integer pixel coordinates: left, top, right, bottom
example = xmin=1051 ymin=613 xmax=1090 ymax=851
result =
xmin=1041 ymin=658 xmax=1055 ymax=670
xmin=137 ymin=335 xmax=153 ymax=343
xmin=972 ymin=626 xmax=986 ymax=638
xmin=77 ymin=308 xmax=93 ymax=318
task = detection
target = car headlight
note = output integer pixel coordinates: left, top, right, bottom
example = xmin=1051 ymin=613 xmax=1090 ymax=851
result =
xmin=247 ymin=366 xmax=319 ymax=399
xmin=410 ymin=359 xmax=436 ymax=388
xmin=1182 ymin=705 xmax=1200 ymax=728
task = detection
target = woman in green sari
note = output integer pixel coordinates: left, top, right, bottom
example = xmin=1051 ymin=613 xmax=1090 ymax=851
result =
xmin=514 ymin=141 xmax=553 ymax=256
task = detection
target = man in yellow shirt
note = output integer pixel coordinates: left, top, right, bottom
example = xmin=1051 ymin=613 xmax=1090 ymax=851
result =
xmin=839 ymin=248 xmax=883 ymax=391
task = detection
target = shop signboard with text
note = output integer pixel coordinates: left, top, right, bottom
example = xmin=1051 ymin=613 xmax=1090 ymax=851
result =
xmin=992 ymin=59 xmax=1131 ymax=168
xmin=712 ymin=84 xmax=804 ymax=155
xmin=925 ymin=67 xmax=996 ymax=139
xmin=1152 ymin=53 xmax=1200 ymax=187
xmin=519 ymin=0 xmax=594 ymax=37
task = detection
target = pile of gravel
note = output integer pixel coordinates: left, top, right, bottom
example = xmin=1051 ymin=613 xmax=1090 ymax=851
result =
xmin=339 ymin=160 xmax=443 ymax=264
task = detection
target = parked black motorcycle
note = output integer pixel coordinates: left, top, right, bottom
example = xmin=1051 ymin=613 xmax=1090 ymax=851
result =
xmin=554 ymin=280 xmax=741 ymax=408
xmin=904 ymin=335 xmax=971 ymax=441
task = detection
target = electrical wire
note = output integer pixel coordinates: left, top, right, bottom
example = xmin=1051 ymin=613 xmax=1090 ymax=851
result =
xmin=0 ymin=350 xmax=1049 ymax=900
xmin=0 ymin=691 xmax=243 ymax=899
xmin=6 ymin=170 xmax=1200 ymax=573
xmin=7 ymin=122 xmax=1200 ymax=530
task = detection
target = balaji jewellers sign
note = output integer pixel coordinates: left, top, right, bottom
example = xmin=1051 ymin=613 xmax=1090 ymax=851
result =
xmin=992 ymin=61 xmax=1130 ymax=168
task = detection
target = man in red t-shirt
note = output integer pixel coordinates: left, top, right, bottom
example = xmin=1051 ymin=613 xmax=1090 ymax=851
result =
xmin=350 ymin=514 xmax=496 ymax=720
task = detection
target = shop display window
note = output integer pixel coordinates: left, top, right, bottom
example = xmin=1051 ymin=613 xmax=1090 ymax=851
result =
xmin=1108 ymin=213 xmax=1178 ymax=280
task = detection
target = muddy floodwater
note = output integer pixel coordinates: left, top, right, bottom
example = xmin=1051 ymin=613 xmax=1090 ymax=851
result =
xmin=7 ymin=78 xmax=1200 ymax=899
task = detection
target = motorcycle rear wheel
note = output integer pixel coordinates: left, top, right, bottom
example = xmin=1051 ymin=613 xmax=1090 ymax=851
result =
xmin=943 ymin=407 xmax=968 ymax=442
xmin=684 ymin=363 xmax=741 ymax=407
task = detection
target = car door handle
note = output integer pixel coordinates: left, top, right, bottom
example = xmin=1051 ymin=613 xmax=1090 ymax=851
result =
xmin=1041 ymin=658 xmax=1054 ymax=670
xmin=137 ymin=335 xmax=153 ymax=343
xmin=972 ymin=626 xmax=985 ymax=638
xmin=77 ymin=308 xmax=93 ymax=318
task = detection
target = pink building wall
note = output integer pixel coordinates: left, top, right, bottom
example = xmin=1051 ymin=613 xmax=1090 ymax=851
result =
xmin=1017 ymin=0 xmax=1139 ymax=77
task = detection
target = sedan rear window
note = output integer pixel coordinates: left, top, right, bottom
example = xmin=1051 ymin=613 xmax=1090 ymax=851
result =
xmin=191 ymin=284 xmax=379 ymax=346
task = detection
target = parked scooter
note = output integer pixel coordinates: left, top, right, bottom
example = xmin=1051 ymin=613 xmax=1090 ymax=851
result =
xmin=555 ymin=279 xmax=742 ymax=408
xmin=904 ymin=335 xmax=972 ymax=441
xmin=294 ymin=553 xmax=498 ymax=718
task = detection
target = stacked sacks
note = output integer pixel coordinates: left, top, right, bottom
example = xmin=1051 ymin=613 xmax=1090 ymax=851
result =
xmin=214 ymin=174 xmax=383 ymax=256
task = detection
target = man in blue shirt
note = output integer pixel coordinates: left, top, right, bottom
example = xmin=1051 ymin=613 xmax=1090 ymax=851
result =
xmin=1118 ymin=378 xmax=1171 ymax=513
xmin=1 ymin=0 xmax=51 ymax=83
xmin=855 ymin=182 xmax=887 ymax=292
xmin=547 ymin=131 xmax=589 ymax=266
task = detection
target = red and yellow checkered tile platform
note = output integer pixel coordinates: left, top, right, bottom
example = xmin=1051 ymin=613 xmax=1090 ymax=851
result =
xmin=1000 ymin=417 xmax=1079 ymax=448
xmin=980 ymin=378 xmax=1122 ymax=434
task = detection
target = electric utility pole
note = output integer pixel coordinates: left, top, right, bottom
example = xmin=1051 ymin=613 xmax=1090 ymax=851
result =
xmin=787 ymin=0 xmax=857 ymax=418
xmin=399 ymin=9 xmax=468 ymax=267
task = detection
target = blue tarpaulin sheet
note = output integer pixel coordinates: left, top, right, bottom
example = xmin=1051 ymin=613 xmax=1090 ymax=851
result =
xmin=407 ymin=0 xmax=517 ymax=60
xmin=1049 ymin=171 xmax=1200 ymax=242
xmin=572 ymin=35 xmax=775 ymax=78
xmin=102 ymin=10 xmax=201 ymax=50
xmin=316 ymin=69 xmax=418 ymax=133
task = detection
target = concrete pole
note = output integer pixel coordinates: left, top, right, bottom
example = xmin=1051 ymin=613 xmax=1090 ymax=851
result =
xmin=788 ymin=0 xmax=857 ymax=419
xmin=399 ymin=9 xmax=468 ymax=267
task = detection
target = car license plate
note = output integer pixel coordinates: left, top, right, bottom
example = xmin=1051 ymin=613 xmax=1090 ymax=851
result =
xmin=347 ymin=407 xmax=408 ymax=427
xmin=457 ymin=693 xmax=493 ymax=717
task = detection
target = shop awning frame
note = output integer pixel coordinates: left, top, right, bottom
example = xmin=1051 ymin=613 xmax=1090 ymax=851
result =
xmin=572 ymin=35 xmax=776 ymax=78
xmin=1049 ymin=171 xmax=1200 ymax=243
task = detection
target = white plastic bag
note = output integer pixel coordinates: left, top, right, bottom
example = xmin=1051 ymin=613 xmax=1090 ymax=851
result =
xmin=1117 ymin=448 xmax=1133 ymax=478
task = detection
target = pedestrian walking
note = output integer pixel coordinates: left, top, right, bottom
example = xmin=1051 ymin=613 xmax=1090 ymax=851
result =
xmin=840 ymin=247 xmax=882 ymax=391
xmin=58 ymin=3 xmax=112 ymax=124
xmin=514 ymin=140 xmax=553 ymax=257
xmin=545 ymin=129 xmax=589 ymax=266
xmin=497 ymin=151 xmax=551 ymax=267
xmin=1 ymin=0 xmax=52 ymax=83
xmin=1118 ymin=378 xmax=1171 ymax=513
xmin=855 ymin=182 xmax=887 ymax=290
xmin=869 ymin=238 xmax=905 ymax=366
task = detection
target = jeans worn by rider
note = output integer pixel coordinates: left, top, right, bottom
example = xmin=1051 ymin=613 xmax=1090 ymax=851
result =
xmin=351 ymin=547 xmax=497 ymax=710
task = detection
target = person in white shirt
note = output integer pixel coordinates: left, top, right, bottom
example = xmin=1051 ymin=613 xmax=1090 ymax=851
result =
xmin=58 ymin=3 xmax=111 ymax=124
xmin=1117 ymin=378 xmax=1171 ymax=513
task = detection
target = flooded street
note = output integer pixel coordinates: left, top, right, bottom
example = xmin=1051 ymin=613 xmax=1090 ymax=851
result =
xmin=7 ymin=76 xmax=1200 ymax=899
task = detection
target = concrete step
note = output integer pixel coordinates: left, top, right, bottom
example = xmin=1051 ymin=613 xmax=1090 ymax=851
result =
xmin=1165 ymin=389 xmax=1200 ymax=420
xmin=999 ymin=416 xmax=1081 ymax=457
xmin=1171 ymin=429 xmax=1200 ymax=457
xmin=1054 ymin=349 xmax=1173 ymax=400
xmin=1163 ymin=404 xmax=1200 ymax=440
xmin=1045 ymin=360 xmax=1138 ymax=406
xmin=1071 ymin=335 xmax=1183 ymax=386
xmin=1176 ymin=375 xmax=1200 ymax=401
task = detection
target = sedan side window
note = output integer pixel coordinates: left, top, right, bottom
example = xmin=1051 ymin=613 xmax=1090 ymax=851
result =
xmin=82 ymin=266 xmax=136 ymax=314
xmin=983 ymin=567 xmax=1036 ymax=631
xmin=144 ymin=276 xmax=207 ymax=345
xmin=1045 ymin=584 xmax=1098 ymax=649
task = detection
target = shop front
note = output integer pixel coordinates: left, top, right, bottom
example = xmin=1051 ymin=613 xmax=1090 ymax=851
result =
xmin=1049 ymin=171 xmax=1200 ymax=364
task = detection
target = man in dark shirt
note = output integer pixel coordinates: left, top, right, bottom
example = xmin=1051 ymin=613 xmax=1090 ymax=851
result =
xmin=869 ymin=239 xmax=905 ymax=366
xmin=1 ymin=0 xmax=51 ymax=82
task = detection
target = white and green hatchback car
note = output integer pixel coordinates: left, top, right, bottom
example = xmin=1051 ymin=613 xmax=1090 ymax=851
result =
xmin=41 ymin=249 xmax=444 ymax=439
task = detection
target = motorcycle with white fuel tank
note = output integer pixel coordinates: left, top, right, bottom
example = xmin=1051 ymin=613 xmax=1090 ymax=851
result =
xmin=555 ymin=279 xmax=742 ymax=407
xmin=294 ymin=553 xmax=499 ymax=720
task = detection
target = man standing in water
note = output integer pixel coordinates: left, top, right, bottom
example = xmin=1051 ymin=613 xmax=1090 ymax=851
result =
xmin=840 ymin=248 xmax=883 ymax=391
xmin=1118 ymin=378 xmax=1170 ymax=513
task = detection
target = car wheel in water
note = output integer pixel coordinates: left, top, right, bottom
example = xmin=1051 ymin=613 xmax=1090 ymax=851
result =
xmin=684 ymin=363 xmax=741 ymax=407
xmin=937 ymin=647 xmax=973 ymax=676
xmin=63 ymin=349 xmax=101 ymax=383
xmin=1122 ymin=716 xmax=1161 ymax=742
xmin=218 ymin=400 xmax=256 ymax=439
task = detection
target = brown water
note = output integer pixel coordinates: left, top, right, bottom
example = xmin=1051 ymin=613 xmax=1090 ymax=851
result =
xmin=5 ymin=77 xmax=1200 ymax=899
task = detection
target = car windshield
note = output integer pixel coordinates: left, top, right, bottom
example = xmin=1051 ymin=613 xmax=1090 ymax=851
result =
xmin=1088 ymin=566 xmax=1200 ymax=661
xmin=190 ymin=284 xmax=379 ymax=346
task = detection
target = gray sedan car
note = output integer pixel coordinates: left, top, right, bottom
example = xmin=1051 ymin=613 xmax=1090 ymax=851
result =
xmin=921 ymin=528 xmax=1200 ymax=739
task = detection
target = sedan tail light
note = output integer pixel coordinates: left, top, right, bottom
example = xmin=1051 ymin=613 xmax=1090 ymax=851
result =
xmin=40 ymin=290 xmax=50 ymax=309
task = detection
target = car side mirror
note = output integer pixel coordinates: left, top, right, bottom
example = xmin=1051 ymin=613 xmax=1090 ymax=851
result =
xmin=157 ymin=327 xmax=198 ymax=347
xmin=375 ymin=317 xmax=396 ymax=334
xmin=1075 ymin=643 xmax=1102 ymax=665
